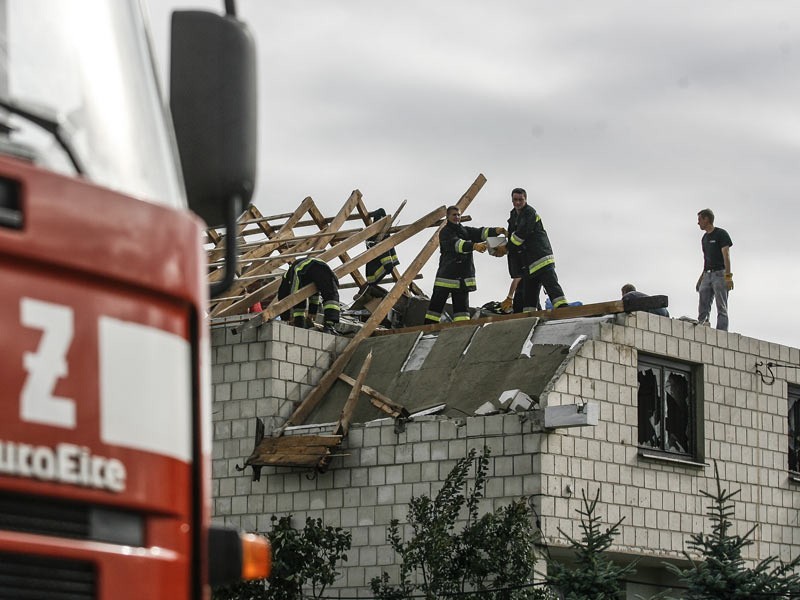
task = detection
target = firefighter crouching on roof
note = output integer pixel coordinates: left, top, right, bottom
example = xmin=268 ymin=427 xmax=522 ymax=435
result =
xmin=507 ymin=187 xmax=569 ymax=312
xmin=278 ymin=257 xmax=341 ymax=334
xmin=424 ymin=206 xmax=507 ymax=324
xmin=364 ymin=208 xmax=400 ymax=285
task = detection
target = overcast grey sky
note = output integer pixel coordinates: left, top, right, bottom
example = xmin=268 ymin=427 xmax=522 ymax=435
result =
xmin=148 ymin=1 xmax=800 ymax=348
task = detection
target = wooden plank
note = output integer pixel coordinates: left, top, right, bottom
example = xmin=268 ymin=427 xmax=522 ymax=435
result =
xmin=210 ymin=197 xmax=315 ymax=284
xmin=381 ymin=199 xmax=423 ymax=296
xmin=218 ymin=211 xmax=460 ymax=241
xmin=312 ymin=190 xmax=362 ymax=250
xmin=282 ymin=173 xmax=487 ymax=429
xmin=207 ymin=204 xmax=258 ymax=268
xmin=370 ymin=296 xmax=669 ymax=337
xmin=338 ymin=373 xmax=409 ymax=419
xmin=209 ymin=208 xmax=333 ymax=314
xmin=247 ymin=204 xmax=444 ymax=325
xmin=313 ymin=190 xmax=367 ymax=288
xmin=333 ymin=351 xmax=372 ymax=437
xmin=224 ymin=203 xmax=442 ymax=323
xmin=250 ymin=444 xmax=340 ymax=458
xmin=249 ymin=434 xmax=342 ymax=451
xmin=282 ymin=221 xmax=446 ymax=428
xmin=214 ymin=214 xmax=390 ymax=319
xmin=249 ymin=454 xmax=331 ymax=468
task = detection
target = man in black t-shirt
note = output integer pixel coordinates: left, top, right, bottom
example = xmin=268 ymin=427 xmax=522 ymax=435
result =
xmin=696 ymin=208 xmax=733 ymax=331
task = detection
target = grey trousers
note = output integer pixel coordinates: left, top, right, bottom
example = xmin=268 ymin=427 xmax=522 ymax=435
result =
xmin=698 ymin=270 xmax=729 ymax=331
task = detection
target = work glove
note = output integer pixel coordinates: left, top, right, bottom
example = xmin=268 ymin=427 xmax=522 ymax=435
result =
xmin=725 ymin=273 xmax=734 ymax=291
xmin=473 ymin=242 xmax=488 ymax=253
xmin=500 ymin=296 xmax=513 ymax=313
xmin=496 ymin=227 xmax=508 ymax=236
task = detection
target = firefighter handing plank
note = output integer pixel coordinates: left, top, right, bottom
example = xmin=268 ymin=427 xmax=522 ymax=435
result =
xmin=424 ymin=206 xmax=506 ymax=324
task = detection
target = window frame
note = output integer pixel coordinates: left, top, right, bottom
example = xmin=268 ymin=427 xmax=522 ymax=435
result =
xmin=788 ymin=384 xmax=800 ymax=476
xmin=636 ymin=354 xmax=704 ymax=464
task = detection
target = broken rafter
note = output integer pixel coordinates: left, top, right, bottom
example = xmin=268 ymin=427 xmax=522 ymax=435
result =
xmin=333 ymin=350 xmax=372 ymax=438
xmin=337 ymin=373 xmax=409 ymax=419
xmin=280 ymin=173 xmax=487 ymax=429
xmin=213 ymin=214 xmax=391 ymax=319
xmin=228 ymin=202 xmax=444 ymax=324
xmin=314 ymin=190 xmax=368 ymax=289
xmin=209 ymin=197 xmax=316 ymax=286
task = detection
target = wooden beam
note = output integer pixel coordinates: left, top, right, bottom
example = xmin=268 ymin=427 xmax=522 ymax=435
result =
xmin=282 ymin=221 xmax=446 ymax=428
xmin=313 ymin=190 xmax=367 ymax=288
xmin=281 ymin=173 xmax=487 ymax=429
xmin=209 ymin=197 xmax=315 ymax=284
xmin=338 ymin=373 xmax=409 ymax=419
xmin=333 ymin=350 xmax=372 ymax=437
xmin=248 ymin=454 xmax=334 ymax=468
xmin=247 ymin=203 xmax=445 ymax=325
xmin=207 ymin=204 xmax=259 ymax=271
xmin=210 ymin=200 xmax=337 ymax=314
xmin=226 ymin=202 xmax=444 ymax=323
xmin=214 ymin=215 xmax=390 ymax=319
xmin=371 ymin=295 xmax=669 ymax=337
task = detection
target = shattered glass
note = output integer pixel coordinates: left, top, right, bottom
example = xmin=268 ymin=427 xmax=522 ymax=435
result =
xmin=789 ymin=386 xmax=800 ymax=473
xmin=637 ymin=361 xmax=693 ymax=457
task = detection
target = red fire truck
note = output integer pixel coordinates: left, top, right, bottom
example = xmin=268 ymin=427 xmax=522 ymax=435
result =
xmin=0 ymin=1 xmax=268 ymax=597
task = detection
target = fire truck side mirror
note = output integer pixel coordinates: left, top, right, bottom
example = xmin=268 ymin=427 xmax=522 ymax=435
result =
xmin=169 ymin=10 xmax=257 ymax=229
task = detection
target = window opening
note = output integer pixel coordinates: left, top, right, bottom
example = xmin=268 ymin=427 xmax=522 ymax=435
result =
xmin=789 ymin=385 xmax=800 ymax=473
xmin=638 ymin=357 xmax=694 ymax=458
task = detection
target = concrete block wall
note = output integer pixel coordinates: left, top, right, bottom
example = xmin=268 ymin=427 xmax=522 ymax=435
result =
xmin=210 ymin=321 xmax=546 ymax=597
xmin=210 ymin=316 xmax=800 ymax=596
xmin=210 ymin=320 xmax=349 ymax=529
xmin=540 ymin=312 xmax=800 ymax=564
xmin=231 ymin=414 xmax=544 ymax=597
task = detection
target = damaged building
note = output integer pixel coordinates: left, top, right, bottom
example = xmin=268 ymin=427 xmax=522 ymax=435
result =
xmin=207 ymin=178 xmax=800 ymax=598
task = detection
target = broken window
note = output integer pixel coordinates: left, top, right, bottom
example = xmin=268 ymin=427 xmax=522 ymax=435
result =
xmin=789 ymin=385 xmax=800 ymax=473
xmin=637 ymin=357 xmax=694 ymax=458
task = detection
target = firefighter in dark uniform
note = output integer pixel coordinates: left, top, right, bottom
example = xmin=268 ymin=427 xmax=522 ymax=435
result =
xmin=507 ymin=187 xmax=568 ymax=311
xmin=364 ymin=208 xmax=399 ymax=285
xmin=424 ymin=206 xmax=506 ymax=324
xmin=278 ymin=257 xmax=340 ymax=333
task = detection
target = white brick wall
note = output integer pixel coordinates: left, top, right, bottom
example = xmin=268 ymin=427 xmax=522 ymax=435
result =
xmin=210 ymin=316 xmax=800 ymax=597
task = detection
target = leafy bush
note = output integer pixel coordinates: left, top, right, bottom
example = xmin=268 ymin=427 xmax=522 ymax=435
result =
xmin=213 ymin=514 xmax=351 ymax=600
xmin=370 ymin=447 xmax=547 ymax=599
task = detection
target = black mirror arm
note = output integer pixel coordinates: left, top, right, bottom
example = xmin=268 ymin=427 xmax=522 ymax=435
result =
xmin=209 ymin=194 xmax=242 ymax=299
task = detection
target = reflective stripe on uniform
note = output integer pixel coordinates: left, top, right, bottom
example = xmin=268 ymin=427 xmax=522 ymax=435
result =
xmin=528 ymin=254 xmax=555 ymax=275
xmin=481 ymin=228 xmax=490 ymax=240
xmin=455 ymin=239 xmax=469 ymax=254
xmin=434 ymin=277 xmax=461 ymax=289
xmin=551 ymin=297 xmax=568 ymax=308
xmin=453 ymin=313 xmax=470 ymax=321
xmin=291 ymin=257 xmax=318 ymax=293
xmin=510 ymin=233 xmax=524 ymax=246
xmin=464 ymin=277 xmax=476 ymax=288
xmin=367 ymin=266 xmax=386 ymax=283
xmin=323 ymin=301 xmax=340 ymax=312
xmin=425 ymin=311 xmax=442 ymax=322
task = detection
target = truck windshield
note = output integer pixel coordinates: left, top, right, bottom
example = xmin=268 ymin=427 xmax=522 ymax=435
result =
xmin=0 ymin=0 xmax=186 ymax=208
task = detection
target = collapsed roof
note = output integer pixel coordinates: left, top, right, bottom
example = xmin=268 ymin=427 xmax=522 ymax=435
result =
xmin=207 ymin=175 xmax=667 ymax=474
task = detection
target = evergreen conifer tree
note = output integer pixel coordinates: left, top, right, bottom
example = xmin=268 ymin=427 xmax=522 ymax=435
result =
xmin=545 ymin=489 xmax=636 ymax=600
xmin=668 ymin=462 xmax=800 ymax=599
